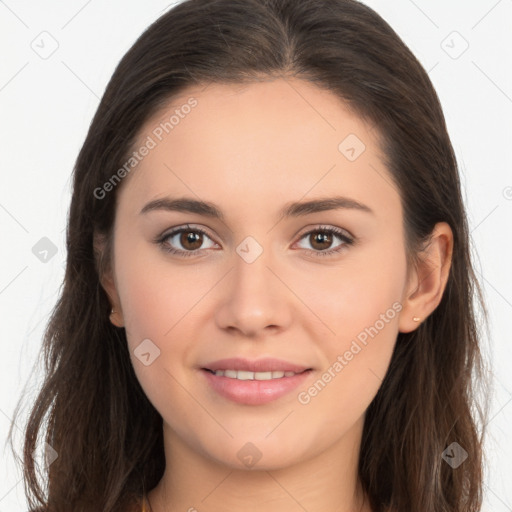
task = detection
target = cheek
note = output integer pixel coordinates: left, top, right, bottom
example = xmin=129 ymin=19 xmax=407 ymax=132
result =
xmin=299 ymin=239 xmax=407 ymax=342
xmin=113 ymin=243 xmax=222 ymax=396
xmin=113 ymin=250 xmax=200 ymax=411
xmin=293 ymin=242 xmax=405 ymax=412
xmin=115 ymin=243 xmax=209 ymax=345
xmin=295 ymin=329 xmax=395 ymax=451
xmin=295 ymin=296 xmax=402 ymax=441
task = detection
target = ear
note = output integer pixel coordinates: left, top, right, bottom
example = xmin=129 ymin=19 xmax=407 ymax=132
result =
xmin=93 ymin=232 xmax=124 ymax=328
xmin=398 ymin=222 xmax=453 ymax=333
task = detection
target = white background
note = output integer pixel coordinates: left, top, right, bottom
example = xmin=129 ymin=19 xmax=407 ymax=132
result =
xmin=1 ymin=0 xmax=511 ymax=510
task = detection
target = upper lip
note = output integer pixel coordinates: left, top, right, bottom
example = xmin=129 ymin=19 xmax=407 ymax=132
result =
xmin=202 ymin=357 xmax=312 ymax=373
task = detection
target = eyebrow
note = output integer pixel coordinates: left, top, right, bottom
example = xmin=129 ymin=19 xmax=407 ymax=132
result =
xmin=139 ymin=195 xmax=374 ymax=219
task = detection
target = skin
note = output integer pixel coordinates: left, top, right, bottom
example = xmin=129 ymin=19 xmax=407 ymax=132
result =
xmin=98 ymin=77 xmax=453 ymax=512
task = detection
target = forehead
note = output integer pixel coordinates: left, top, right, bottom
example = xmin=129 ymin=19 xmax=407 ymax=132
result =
xmin=118 ymin=78 xmax=397 ymax=218
xmin=141 ymin=78 xmax=379 ymax=155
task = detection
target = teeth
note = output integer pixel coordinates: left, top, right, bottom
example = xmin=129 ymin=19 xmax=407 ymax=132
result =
xmin=212 ymin=369 xmax=299 ymax=380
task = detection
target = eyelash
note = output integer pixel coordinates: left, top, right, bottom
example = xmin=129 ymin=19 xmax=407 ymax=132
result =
xmin=155 ymin=224 xmax=354 ymax=258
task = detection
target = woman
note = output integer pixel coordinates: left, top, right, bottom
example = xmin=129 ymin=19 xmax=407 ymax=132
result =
xmin=9 ymin=0 xmax=488 ymax=510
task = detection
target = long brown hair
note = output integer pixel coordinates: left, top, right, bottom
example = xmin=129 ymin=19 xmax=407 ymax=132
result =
xmin=8 ymin=0 xmax=489 ymax=510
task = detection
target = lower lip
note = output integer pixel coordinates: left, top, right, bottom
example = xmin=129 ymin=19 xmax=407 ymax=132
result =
xmin=201 ymin=369 xmax=313 ymax=405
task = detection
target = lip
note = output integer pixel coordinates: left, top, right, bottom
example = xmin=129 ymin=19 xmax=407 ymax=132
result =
xmin=200 ymin=358 xmax=313 ymax=405
xmin=201 ymin=357 xmax=312 ymax=373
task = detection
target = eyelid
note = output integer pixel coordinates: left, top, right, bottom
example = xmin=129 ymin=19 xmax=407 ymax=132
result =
xmin=294 ymin=224 xmax=354 ymax=242
xmin=158 ymin=223 xmax=216 ymax=242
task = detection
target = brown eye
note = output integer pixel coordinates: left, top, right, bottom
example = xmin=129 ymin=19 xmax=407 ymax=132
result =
xmin=159 ymin=225 xmax=218 ymax=256
xmin=295 ymin=226 xmax=354 ymax=257
xmin=309 ymin=231 xmax=333 ymax=251
xmin=180 ymin=230 xmax=203 ymax=250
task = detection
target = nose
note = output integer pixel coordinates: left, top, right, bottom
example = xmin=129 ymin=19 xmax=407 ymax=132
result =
xmin=214 ymin=242 xmax=293 ymax=338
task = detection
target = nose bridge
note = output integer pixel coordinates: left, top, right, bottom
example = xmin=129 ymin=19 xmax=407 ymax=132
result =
xmin=214 ymin=234 xmax=291 ymax=335
xmin=232 ymin=234 xmax=276 ymax=303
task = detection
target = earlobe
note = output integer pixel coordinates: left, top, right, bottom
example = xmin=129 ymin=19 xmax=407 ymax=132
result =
xmin=109 ymin=307 xmax=124 ymax=328
xmin=102 ymin=273 xmax=124 ymax=327
xmin=398 ymin=222 xmax=453 ymax=333
xmin=102 ymin=272 xmax=125 ymax=328
xmin=93 ymin=231 xmax=125 ymax=328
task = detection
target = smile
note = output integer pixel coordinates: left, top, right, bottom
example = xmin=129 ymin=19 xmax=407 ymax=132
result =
xmin=205 ymin=369 xmax=301 ymax=380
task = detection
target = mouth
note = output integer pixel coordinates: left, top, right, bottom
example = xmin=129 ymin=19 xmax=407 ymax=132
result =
xmin=200 ymin=364 xmax=314 ymax=405
xmin=201 ymin=368 xmax=312 ymax=380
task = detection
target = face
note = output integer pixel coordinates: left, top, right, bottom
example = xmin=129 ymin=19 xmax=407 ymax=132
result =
xmin=105 ymin=78 xmax=412 ymax=470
